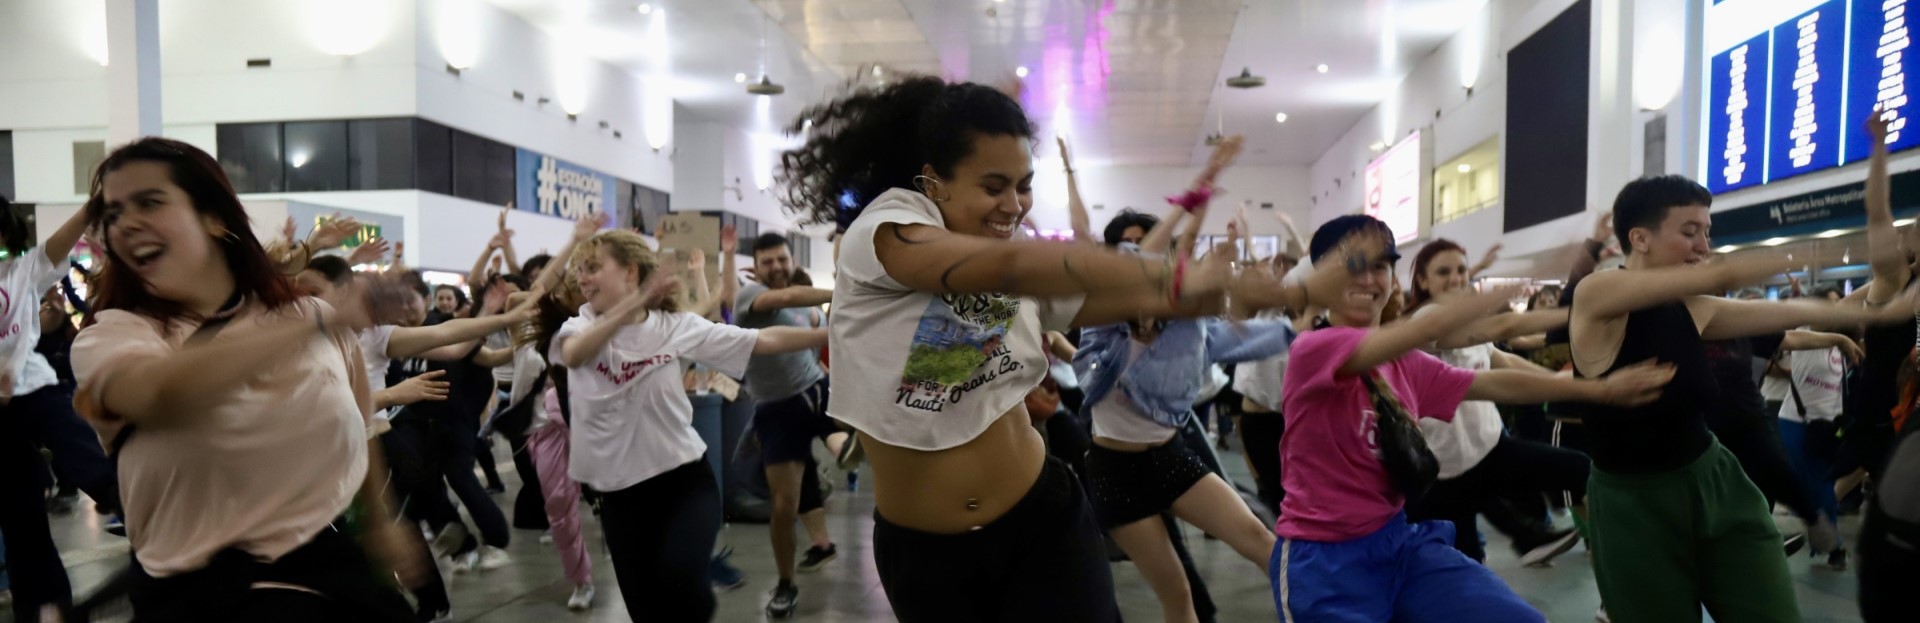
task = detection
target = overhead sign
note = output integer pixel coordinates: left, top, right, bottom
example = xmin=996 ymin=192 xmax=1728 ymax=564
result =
xmin=1710 ymin=167 xmax=1920 ymax=244
xmin=515 ymin=148 xmax=618 ymax=226
xmin=1364 ymin=131 xmax=1422 ymax=244
xmin=1703 ymin=0 xmax=1919 ymax=194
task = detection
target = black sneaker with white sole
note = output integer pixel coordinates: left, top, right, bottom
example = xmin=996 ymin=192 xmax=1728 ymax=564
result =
xmin=1783 ymin=533 xmax=1808 ymax=557
xmin=767 ymin=581 xmax=799 ymax=618
xmin=797 ymin=544 xmax=838 ymax=573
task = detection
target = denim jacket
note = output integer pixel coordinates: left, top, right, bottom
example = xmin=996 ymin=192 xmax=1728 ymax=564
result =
xmin=1073 ymin=317 xmax=1298 ymax=429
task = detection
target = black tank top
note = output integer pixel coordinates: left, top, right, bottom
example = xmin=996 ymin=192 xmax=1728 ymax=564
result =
xmin=1569 ymin=288 xmax=1719 ymax=474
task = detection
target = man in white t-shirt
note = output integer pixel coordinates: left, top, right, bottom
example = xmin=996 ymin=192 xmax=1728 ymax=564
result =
xmin=1777 ymin=335 xmax=1852 ymax=568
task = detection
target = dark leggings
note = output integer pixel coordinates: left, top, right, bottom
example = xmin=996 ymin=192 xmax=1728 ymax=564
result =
xmin=1710 ymin=412 xmax=1819 ymax=525
xmin=15 ymin=385 xmax=118 ymax=509
xmin=1407 ymin=435 xmax=1590 ymax=561
xmin=1238 ymin=411 xmax=1285 ymax=516
xmin=873 ymin=457 xmax=1119 ymax=622
xmin=600 ymin=460 xmax=722 ymax=621
xmin=0 ymin=389 xmax=74 ymax=619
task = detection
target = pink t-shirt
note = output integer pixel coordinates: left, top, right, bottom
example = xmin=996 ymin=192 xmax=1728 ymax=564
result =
xmin=1276 ymin=326 xmax=1475 ymax=542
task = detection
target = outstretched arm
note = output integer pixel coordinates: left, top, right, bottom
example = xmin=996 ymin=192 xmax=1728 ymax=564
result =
xmin=1571 ymin=254 xmax=1794 ymax=321
xmin=1435 ymin=309 xmax=1569 ymax=350
xmin=1340 ymin=287 xmax=1520 ymax=375
xmin=752 ymin=326 xmax=829 ymax=355
xmin=1464 ymin=361 xmax=1671 ymax=405
xmin=1692 ymin=295 xmax=1913 ymax=341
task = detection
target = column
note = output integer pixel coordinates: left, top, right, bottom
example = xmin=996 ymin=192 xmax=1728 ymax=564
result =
xmin=105 ymin=0 xmax=161 ymax=146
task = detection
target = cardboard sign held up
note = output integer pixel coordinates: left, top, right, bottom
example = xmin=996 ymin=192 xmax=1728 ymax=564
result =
xmin=655 ymin=212 xmax=723 ymax=284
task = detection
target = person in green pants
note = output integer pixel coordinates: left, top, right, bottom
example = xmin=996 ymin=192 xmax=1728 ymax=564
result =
xmin=1565 ymin=174 xmax=1915 ymax=622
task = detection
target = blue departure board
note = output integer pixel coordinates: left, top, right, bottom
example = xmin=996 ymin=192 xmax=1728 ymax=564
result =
xmin=1704 ymin=0 xmax=1920 ymax=194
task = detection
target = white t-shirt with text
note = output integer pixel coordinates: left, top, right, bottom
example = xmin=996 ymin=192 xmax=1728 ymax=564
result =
xmin=1 ymin=250 xmax=67 ymax=396
xmin=552 ymin=306 xmax=757 ymax=491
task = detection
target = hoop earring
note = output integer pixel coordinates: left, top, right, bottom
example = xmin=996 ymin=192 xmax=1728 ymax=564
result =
xmin=912 ymin=175 xmax=951 ymax=203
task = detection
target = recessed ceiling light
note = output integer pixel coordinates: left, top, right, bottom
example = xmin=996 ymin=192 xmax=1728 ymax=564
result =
xmin=1015 ymin=66 xmax=1028 ymax=78
xmin=1369 ymin=141 xmax=1386 ymax=151
xmin=1457 ymin=164 xmax=1472 ymax=173
xmin=734 ymin=73 xmax=747 ymax=83
xmin=1714 ymin=245 xmax=1738 ymax=253
xmin=1274 ymin=112 xmax=1288 ymax=123
xmin=637 ymin=3 xmax=652 ymax=14
xmin=872 ymin=65 xmax=883 ymax=77
xmin=1899 ymin=218 xmax=1917 ymax=226
xmin=1816 ymin=229 xmax=1849 ymax=238
xmin=1316 ymin=64 xmax=1330 ymax=73
xmin=1762 ymin=237 xmax=1790 ymax=246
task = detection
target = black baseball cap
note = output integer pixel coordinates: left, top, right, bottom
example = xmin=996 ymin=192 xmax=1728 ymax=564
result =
xmin=1308 ymin=214 xmax=1401 ymax=264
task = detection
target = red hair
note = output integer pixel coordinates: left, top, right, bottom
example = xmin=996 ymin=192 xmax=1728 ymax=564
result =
xmin=1407 ymin=238 xmax=1467 ymax=313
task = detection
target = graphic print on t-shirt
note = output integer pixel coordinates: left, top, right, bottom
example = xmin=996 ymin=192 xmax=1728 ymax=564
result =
xmin=896 ymin=293 xmax=1022 ymax=412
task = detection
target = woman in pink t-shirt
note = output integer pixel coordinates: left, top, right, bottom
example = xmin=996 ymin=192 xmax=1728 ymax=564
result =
xmin=1269 ymin=215 xmax=1673 ymax=623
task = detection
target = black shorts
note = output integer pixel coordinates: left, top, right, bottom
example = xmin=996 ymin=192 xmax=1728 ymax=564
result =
xmin=1085 ymin=440 xmax=1213 ymax=529
xmin=752 ymin=379 xmax=839 ymax=465
xmin=872 ymin=457 xmax=1120 ymax=622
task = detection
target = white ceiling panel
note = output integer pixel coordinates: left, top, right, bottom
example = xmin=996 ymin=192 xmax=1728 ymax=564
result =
xmin=485 ymin=0 xmax=1496 ymax=167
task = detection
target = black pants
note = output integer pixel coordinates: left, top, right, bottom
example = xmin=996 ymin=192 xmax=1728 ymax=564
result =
xmin=0 ymin=388 xmax=75 ymax=619
xmin=126 ymin=525 xmax=412 ymax=623
xmin=15 ymin=384 xmax=119 ymax=508
xmin=873 ymin=457 xmax=1119 ymax=623
xmin=385 ymin=415 xmax=510 ymax=548
xmin=1239 ymin=411 xmax=1285 ymax=516
xmin=601 ymin=460 xmax=722 ymax=621
xmin=1406 ymin=435 xmax=1589 ymax=561
xmin=501 ymin=429 xmax=549 ymax=530
xmin=1709 ymin=412 xmax=1819 ymax=525
xmin=475 ymin=435 xmax=504 ymax=490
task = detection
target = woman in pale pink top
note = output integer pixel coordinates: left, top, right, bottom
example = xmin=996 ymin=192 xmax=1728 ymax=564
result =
xmin=1269 ymin=215 xmax=1671 ymax=623
xmin=68 ymin=138 xmax=424 ymax=622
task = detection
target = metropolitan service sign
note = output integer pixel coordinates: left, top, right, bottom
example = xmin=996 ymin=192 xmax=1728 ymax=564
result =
xmin=515 ymin=148 xmax=618 ymax=225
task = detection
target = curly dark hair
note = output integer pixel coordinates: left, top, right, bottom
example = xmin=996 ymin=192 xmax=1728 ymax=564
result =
xmin=778 ymin=75 xmax=1035 ymax=232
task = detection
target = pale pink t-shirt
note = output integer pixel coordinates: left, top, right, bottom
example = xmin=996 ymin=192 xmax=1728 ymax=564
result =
xmin=72 ymin=299 xmax=372 ymax=577
xmin=1276 ymin=326 xmax=1475 ymax=542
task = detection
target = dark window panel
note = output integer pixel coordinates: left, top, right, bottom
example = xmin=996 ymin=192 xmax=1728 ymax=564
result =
xmin=1503 ymin=0 xmax=1590 ymax=232
xmin=0 ymin=131 xmax=14 ymax=200
xmin=451 ymin=129 xmax=513 ymax=205
xmin=415 ymin=119 xmax=452 ymax=195
xmin=484 ymin=139 xmax=515 ymax=206
xmin=284 ymin=121 xmax=349 ymax=192
xmin=216 ymin=123 xmax=284 ymax=193
xmin=347 ymin=118 xmax=415 ymax=190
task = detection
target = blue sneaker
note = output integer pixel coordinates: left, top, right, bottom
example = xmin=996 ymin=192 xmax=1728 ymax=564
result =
xmin=710 ymin=547 xmax=746 ymax=591
xmin=104 ymin=514 xmax=127 ymax=537
xmin=846 ymin=470 xmax=859 ymax=492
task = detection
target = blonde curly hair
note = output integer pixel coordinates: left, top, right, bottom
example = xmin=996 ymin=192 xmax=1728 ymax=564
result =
xmin=570 ymin=229 xmax=682 ymax=314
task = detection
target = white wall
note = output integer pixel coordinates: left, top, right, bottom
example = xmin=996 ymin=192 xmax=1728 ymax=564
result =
xmin=1308 ymin=0 xmax=1613 ymax=278
xmin=413 ymin=0 xmax=672 ymax=194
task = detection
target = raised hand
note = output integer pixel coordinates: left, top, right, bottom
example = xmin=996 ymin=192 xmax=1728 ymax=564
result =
xmin=347 ymin=237 xmax=392 ymax=266
xmin=1194 ymin=135 xmax=1245 ymax=190
xmin=499 ymin=203 xmax=511 ymax=231
xmin=307 ymin=215 xmax=362 ymax=251
xmin=389 ymin=241 xmax=406 ymax=271
xmin=282 ymin=216 xmax=296 ymax=245
xmin=573 ymin=211 xmax=610 ymax=241
xmin=1597 ymin=360 xmax=1677 ymax=406
xmin=1591 ymin=211 xmax=1615 ymax=243
xmin=720 ymin=223 xmax=738 ymax=256
xmin=688 ymin=248 xmax=708 ymax=273
xmin=1868 ymin=105 xmax=1893 ymax=144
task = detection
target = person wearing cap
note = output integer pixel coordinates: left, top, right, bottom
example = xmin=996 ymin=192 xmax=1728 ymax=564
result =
xmin=1269 ymin=214 xmax=1677 ymax=623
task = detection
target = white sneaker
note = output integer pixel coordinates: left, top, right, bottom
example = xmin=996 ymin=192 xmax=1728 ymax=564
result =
xmin=478 ymin=545 xmax=512 ymax=571
xmin=539 ymin=531 xmax=554 ymax=545
xmin=567 ymin=583 xmax=595 ymax=610
xmin=452 ymin=550 xmax=480 ymax=574
xmin=431 ymin=522 xmax=470 ymax=558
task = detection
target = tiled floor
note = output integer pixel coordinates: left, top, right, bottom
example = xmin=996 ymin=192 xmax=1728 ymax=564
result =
xmin=31 ymin=438 xmax=1864 ymax=622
